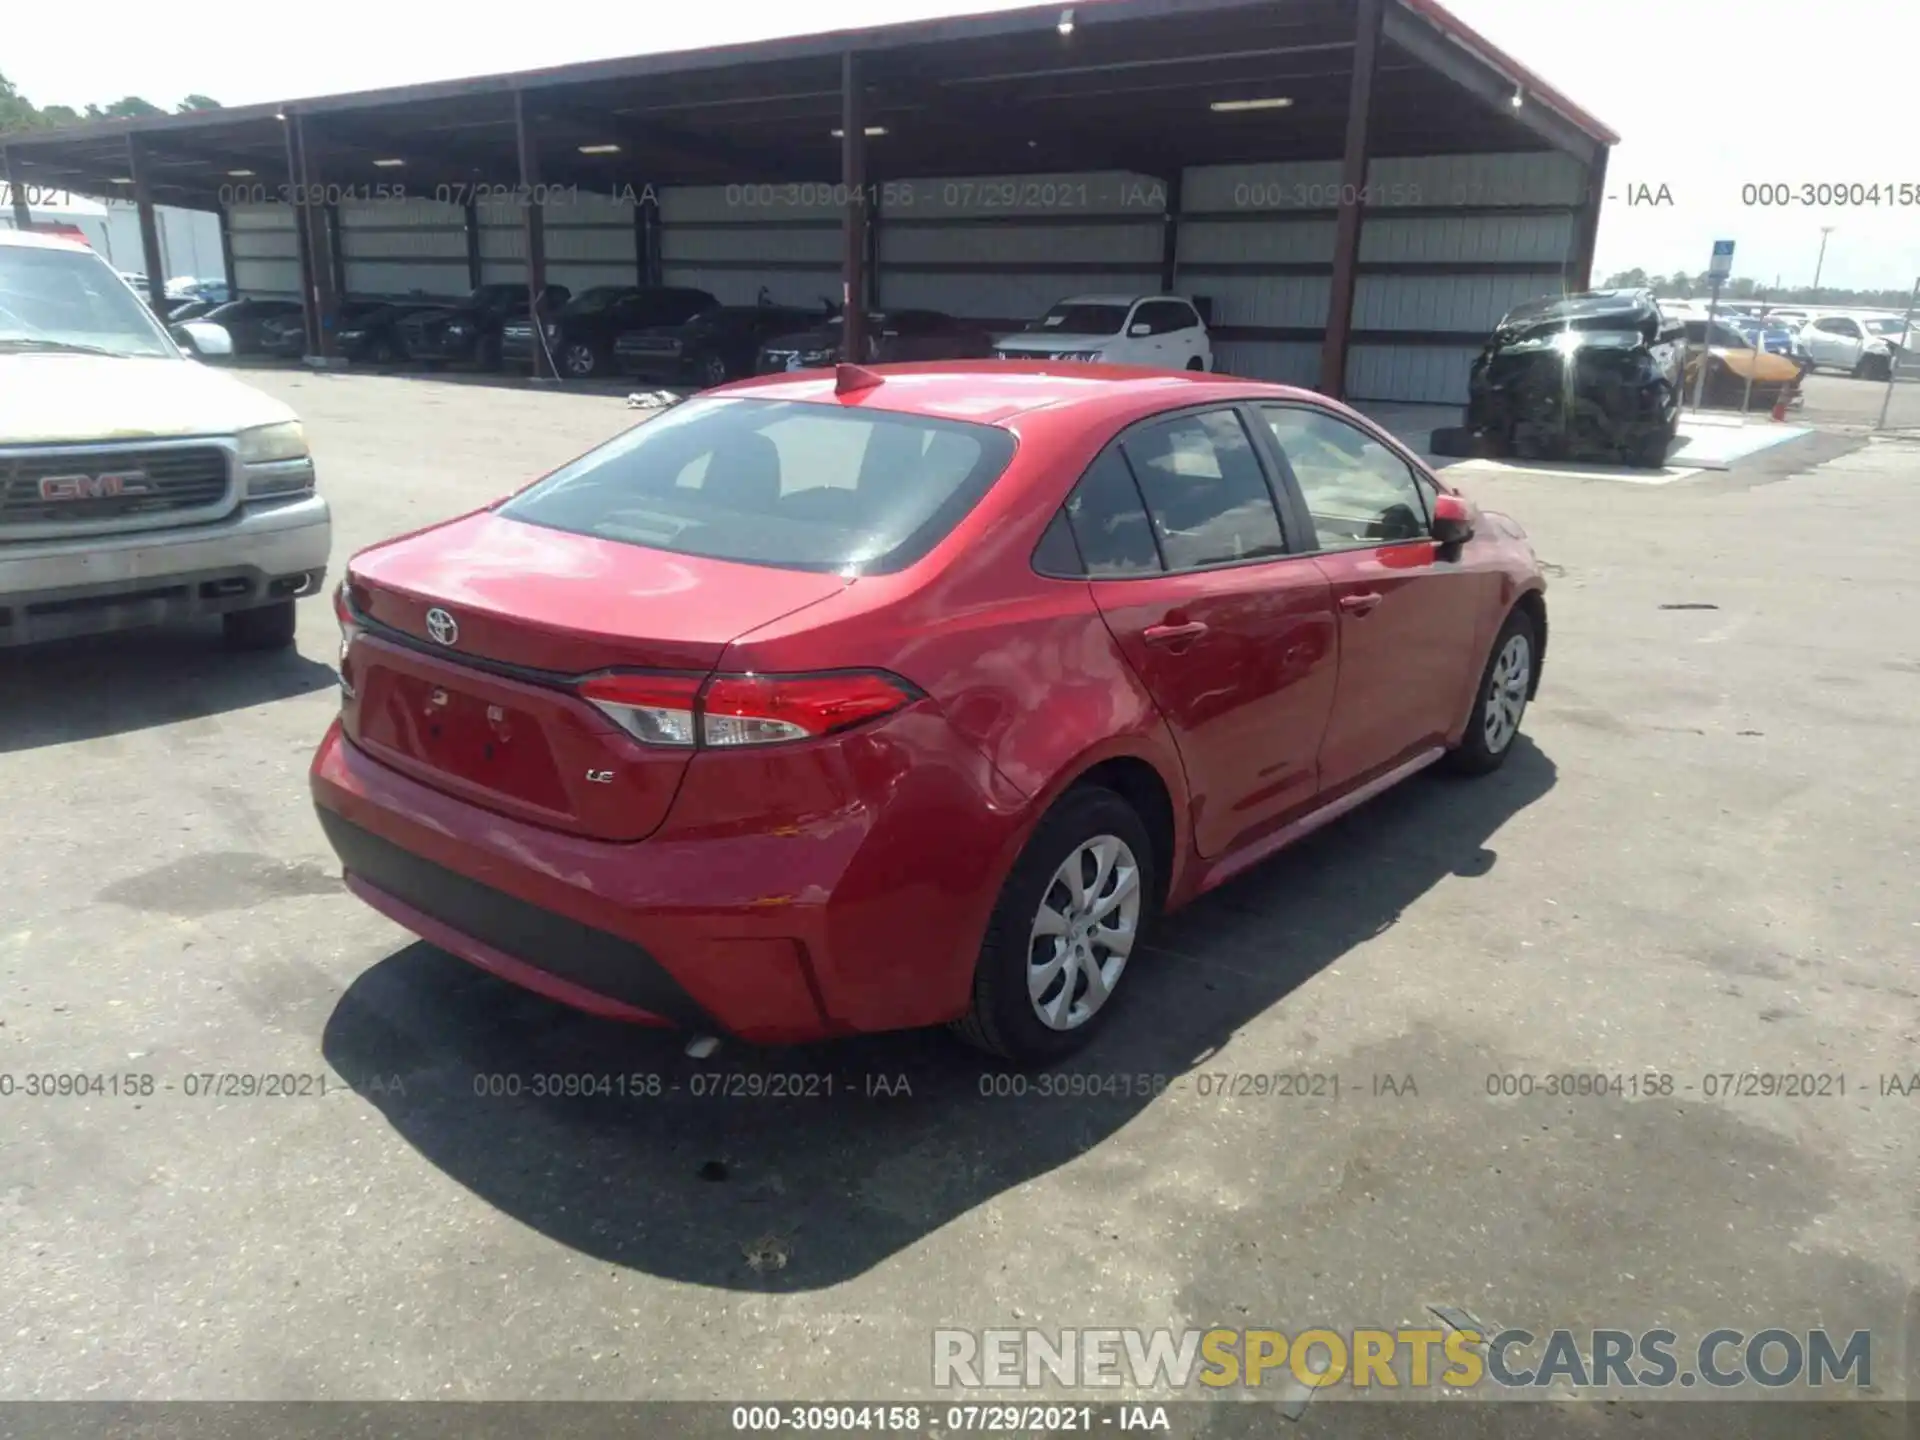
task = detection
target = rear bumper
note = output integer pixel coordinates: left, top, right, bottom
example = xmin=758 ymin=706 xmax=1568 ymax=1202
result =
xmin=310 ymin=713 xmax=1030 ymax=1043
xmin=0 ymin=495 xmax=331 ymax=647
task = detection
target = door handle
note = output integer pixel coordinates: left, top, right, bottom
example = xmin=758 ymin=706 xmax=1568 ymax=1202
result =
xmin=1143 ymin=620 xmax=1209 ymax=645
xmin=1339 ymin=592 xmax=1384 ymax=617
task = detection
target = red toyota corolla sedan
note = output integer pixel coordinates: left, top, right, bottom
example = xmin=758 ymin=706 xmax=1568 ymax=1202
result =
xmin=312 ymin=361 xmax=1546 ymax=1065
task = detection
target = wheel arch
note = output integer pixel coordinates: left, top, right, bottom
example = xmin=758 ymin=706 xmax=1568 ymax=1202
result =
xmin=1513 ymin=586 xmax=1548 ymax=698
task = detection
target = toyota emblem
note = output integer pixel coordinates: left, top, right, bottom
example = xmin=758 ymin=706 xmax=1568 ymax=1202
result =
xmin=425 ymin=608 xmax=459 ymax=646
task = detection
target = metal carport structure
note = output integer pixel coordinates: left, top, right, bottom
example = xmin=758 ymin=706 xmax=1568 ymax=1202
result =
xmin=0 ymin=0 xmax=1616 ymax=402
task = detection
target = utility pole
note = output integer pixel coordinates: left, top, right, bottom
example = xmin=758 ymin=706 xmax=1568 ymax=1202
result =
xmin=1811 ymin=226 xmax=1836 ymax=302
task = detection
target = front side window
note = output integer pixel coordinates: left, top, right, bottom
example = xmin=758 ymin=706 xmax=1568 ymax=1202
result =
xmin=499 ymin=396 xmax=1016 ymax=575
xmin=0 ymin=244 xmax=178 ymax=358
xmin=1120 ymin=410 xmax=1287 ymax=570
xmin=1261 ymin=406 xmax=1430 ymax=550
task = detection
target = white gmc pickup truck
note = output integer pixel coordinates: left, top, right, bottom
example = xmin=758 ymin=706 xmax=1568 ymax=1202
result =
xmin=0 ymin=229 xmax=330 ymax=650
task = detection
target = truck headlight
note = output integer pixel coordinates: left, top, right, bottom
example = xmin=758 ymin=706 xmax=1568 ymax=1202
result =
xmin=237 ymin=420 xmax=309 ymax=465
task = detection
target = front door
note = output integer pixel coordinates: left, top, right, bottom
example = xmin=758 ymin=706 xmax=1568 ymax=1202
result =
xmin=1069 ymin=409 xmax=1338 ymax=857
xmin=1255 ymin=404 xmax=1490 ymax=795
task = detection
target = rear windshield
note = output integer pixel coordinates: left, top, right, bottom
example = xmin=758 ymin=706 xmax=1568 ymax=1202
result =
xmin=498 ymin=396 xmax=1018 ymax=575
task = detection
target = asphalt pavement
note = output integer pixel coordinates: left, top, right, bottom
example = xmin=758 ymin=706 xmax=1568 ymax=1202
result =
xmin=0 ymin=369 xmax=1913 ymax=1413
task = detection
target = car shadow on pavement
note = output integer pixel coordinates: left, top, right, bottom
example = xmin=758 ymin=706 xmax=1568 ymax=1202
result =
xmin=320 ymin=740 xmax=1556 ymax=1291
xmin=0 ymin=624 xmax=338 ymax=753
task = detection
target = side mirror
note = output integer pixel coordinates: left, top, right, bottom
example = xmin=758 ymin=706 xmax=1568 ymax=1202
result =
xmin=174 ymin=321 xmax=233 ymax=358
xmin=1128 ymin=323 xmax=1152 ymax=337
xmin=1432 ymin=492 xmax=1476 ymax=546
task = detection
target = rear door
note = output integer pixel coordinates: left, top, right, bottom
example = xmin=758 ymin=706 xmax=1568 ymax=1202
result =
xmin=1254 ymin=404 xmax=1490 ymax=795
xmin=1070 ymin=407 xmax=1338 ymax=857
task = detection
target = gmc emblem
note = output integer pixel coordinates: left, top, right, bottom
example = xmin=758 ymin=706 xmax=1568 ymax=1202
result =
xmin=38 ymin=471 xmax=153 ymax=501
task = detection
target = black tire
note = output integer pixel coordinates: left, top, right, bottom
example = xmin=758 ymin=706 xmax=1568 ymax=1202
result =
xmin=953 ymin=785 xmax=1159 ymax=1066
xmin=222 ymin=600 xmax=298 ymax=652
xmin=1626 ymin=393 xmax=1677 ymax=469
xmin=1185 ymin=356 xmax=1206 ymax=372
xmin=1444 ymin=608 xmax=1537 ymax=776
xmin=371 ymin=337 xmax=395 ymax=364
xmin=562 ymin=341 xmax=598 ymax=379
xmin=700 ymin=352 xmax=730 ymax=388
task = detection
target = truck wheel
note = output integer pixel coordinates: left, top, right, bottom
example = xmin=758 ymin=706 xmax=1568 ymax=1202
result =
xmin=223 ymin=600 xmax=297 ymax=651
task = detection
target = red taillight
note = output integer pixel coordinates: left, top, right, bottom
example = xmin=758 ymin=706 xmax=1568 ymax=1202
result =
xmin=579 ymin=673 xmax=704 ymax=747
xmin=702 ymin=673 xmax=915 ymax=746
xmin=578 ymin=670 xmax=917 ymax=748
xmin=333 ymin=582 xmax=359 ymax=699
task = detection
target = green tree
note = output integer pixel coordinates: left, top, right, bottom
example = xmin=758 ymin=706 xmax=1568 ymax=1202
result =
xmin=1603 ymin=267 xmax=1651 ymax=288
xmin=84 ymin=97 xmax=167 ymax=120
xmin=0 ymin=73 xmax=219 ymax=134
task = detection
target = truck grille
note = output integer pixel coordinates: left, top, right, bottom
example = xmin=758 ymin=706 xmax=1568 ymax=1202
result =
xmin=0 ymin=446 xmax=231 ymax=525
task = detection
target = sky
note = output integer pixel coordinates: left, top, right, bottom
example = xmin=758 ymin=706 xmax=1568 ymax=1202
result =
xmin=7 ymin=0 xmax=1917 ymax=292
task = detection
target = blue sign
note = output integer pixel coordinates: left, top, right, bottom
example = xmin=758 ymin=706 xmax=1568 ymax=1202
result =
xmin=1709 ymin=240 xmax=1735 ymax=280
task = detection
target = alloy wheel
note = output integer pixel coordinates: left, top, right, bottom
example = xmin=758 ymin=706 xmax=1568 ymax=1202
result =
xmin=1027 ymin=835 xmax=1141 ymax=1031
xmin=564 ymin=343 xmax=597 ymax=377
xmin=701 ymin=354 xmax=729 ymax=387
xmin=1483 ymin=632 xmax=1532 ymax=753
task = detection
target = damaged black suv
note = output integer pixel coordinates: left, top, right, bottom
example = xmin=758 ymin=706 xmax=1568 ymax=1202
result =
xmin=1432 ymin=289 xmax=1685 ymax=469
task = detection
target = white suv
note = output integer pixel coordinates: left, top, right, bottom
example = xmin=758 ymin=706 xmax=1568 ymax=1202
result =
xmin=0 ymin=230 xmax=330 ymax=649
xmin=992 ymin=294 xmax=1212 ymax=371
xmin=1800 ymin=312 xmax=1912 ymax=379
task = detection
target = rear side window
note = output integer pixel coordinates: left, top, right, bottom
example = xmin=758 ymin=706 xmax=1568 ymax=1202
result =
xmin=500 ymin=397 xmax=1016 ymax=574
xmin=1119 ymin=410 xmax=1287 ymax=570
xmin=1062 ymin=450 xmax=1163 ymax=576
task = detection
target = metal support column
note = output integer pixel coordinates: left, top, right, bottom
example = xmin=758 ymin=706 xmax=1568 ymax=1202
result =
xmin=514 ymin=90 xmax=554 ymax=380
xmin=3 ymin=149 xmax=32 ymax=230
xmin=1317 ymin=0 xmax=1383 ymax=399
xmin=463 ymin=201 xmax=483 ymax=290
xmin=126 ymin=136 xmax=168 ymax=314
xmin=282 ymin=113 xmax=320 ymax=355
xmin=326 ymin=202 xmax=347 ymax=307
xmin=218 ymin=205 xmax=238 ymax=296
xmin=292 ymin=115 xmax=339 ymax=360
xmin=1159 ymin=171 xmax=1183 ymax=294
xmin=840 ymin=50 xmax=870 ymax=364
xmin=1568 ymin=146 xmax=1609 ymax=293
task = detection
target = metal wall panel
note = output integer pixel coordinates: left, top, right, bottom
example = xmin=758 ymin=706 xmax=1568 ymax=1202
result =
xmin=338 ymin=196 xmax=468 ymax=299
xmin=1181 ymin=161 xmax=1344 ymax=212
xmin=1345 ymin=345 xmax=1480 ymax=405
xmin=657 ymin=184 xmax=839 ymax=308
xmin=1212 ymin=340 xmax=1321 ymax=387
xmin=227 ymin=202 xmax=300 ymax=297
xmin=662 ymin=225 xmax=840 ymax=265
xmin=1367 ymin=152 xmax=1587 ymax=209
xmin=881 ymin=269 xmax=1161 ymax=320
xmin=1358 ymin=211 xmax=1573 ymax=264
xmin=1352 ymin=272 xmax=1561 ymax=332
xmin=875 ymin=172 xmax=1164 ymax=323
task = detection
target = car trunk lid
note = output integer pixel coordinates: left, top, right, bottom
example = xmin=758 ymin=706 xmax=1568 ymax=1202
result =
xmin=341 ymin=511 xmax=851 ymax=840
